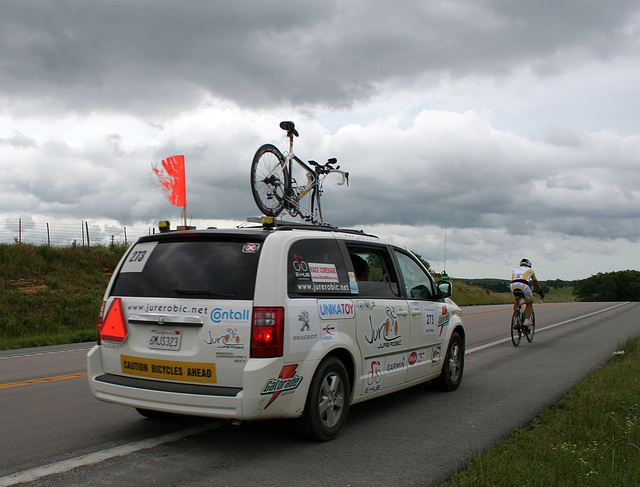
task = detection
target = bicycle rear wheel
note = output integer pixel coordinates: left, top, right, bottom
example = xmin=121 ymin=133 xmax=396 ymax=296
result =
xmin=251 ymin=144 xmax=288 ymax=216
xmin=525 ymin=309 xmax=535 ymax=343
xmin=511 ymin=310 xmax=522 ymax=347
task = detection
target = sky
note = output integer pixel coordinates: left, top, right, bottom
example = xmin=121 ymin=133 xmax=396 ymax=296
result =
xmin=1 ymin=0 xmax=639 ymax=280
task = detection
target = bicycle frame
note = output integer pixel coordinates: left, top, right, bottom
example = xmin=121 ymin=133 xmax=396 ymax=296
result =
xmin=511 ymin=294 xmax=536 ymax=346
xmin=282 ymin=136 xmax=347 ymax=224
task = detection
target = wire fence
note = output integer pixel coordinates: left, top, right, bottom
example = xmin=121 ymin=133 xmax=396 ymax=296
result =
xmin=0 ymin=219 xmax=155 ymax=247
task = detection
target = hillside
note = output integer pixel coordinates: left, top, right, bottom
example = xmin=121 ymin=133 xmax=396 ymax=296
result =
xmin=445 ymin=279 xmax=512 ymax=306
xmin=0 ymin=243 xmax=126 ymax=349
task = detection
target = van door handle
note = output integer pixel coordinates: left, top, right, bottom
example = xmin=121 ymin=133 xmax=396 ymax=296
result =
xmin=397 ymin=309 xmax=409 ymax=317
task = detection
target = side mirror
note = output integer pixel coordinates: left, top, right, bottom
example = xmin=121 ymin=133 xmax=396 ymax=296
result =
xmin=438 ymin=280 xmax=452 ymax=299
xmin=410 ymin=284 xmax=430 ymax=300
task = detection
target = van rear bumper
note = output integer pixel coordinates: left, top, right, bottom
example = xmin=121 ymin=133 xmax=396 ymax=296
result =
xmin=87 ymin=345 xmax=300 ymax=420
xmin=87 ymin=345 xmax=251 ymax=419
xmin=95 ymin=373 xmax=241 ymax=397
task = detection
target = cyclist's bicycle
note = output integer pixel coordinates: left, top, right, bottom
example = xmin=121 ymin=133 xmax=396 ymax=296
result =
xmin=250 ymin=121 xmax=349 ymax=224
xmin=511 ymin=290 xmax=543 ymax=347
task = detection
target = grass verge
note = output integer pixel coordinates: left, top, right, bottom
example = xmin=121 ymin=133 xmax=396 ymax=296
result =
xmin=436 ymin=336 xmax=640 ymax=487
xmin=0 ymin=243 xmax=126 ymax=350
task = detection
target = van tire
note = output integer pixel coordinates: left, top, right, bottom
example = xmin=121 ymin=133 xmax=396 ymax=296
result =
xmin=299 ymin=357 xmax=350 ymax=441
xmin=433 ymin=332 xmax=464 ymax=391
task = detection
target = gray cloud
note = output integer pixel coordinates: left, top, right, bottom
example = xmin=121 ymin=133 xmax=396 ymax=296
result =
xmin=1 ymin=1 xmax=639 ymax=279
xmin=2 ymin=1 xmax=638 ymax=115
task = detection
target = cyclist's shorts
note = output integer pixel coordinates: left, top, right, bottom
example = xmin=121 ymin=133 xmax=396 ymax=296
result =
xmin=510 ymin=282 xmax=533 ymax=304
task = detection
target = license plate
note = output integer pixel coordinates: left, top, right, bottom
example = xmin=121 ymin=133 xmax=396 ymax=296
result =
xmin=148 ymin=329 xmax=182 ymax=351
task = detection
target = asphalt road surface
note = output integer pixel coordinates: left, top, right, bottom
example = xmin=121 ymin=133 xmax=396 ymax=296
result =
xmin=1 ymin=302 xmax=638 ymax=487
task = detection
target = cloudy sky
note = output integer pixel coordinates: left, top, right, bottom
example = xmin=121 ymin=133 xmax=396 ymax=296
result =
xmin=1 ymin=0 xmax=639 ymax=280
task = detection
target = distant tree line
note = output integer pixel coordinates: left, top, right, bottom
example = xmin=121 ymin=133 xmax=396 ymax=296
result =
xmin=574 ymin=270 xmax=640 ymax=302
xmin=467 ymin=279 xmax=565 ymax=295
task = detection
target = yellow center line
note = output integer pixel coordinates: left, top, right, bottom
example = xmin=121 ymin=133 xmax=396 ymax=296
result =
xmin=464 ymin=308 xmax=511 ymax=317
xmin=0 ymin=372 xmax=87 ymax=390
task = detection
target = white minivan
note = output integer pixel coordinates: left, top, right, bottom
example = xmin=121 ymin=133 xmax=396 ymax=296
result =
xmin=88 ymin=219 xmax=465 ymax=441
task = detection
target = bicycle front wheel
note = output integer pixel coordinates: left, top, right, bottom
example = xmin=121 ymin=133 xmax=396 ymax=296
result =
xmin=511 ymin=310 xmax=522 ymax=347
xmin=525 ymin=310 xmax=535 ymax=343
xmin=251 ymin=144 xmax=288 ymax=217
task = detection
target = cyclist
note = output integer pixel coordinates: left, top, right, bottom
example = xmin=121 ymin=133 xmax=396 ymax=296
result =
xmin=510 ymin=258 xmax=544 ymax=331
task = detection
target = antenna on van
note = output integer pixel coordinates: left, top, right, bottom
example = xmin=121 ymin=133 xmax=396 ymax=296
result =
xmin=443 ymin=225 xmax=448 ymax=278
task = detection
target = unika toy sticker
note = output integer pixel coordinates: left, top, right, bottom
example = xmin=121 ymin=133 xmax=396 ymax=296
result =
xmin=318 ymin=300 xmax=355 ymax=320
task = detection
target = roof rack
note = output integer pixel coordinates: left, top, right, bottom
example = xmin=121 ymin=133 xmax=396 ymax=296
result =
xmin=243 ymin=217 xmax=377 ymax=238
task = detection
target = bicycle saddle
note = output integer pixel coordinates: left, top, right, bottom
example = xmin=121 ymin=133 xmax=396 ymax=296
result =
xmin=279 ymin=121 xmax=299 ymax=137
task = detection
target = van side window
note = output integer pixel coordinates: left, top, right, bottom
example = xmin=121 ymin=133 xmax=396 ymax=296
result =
xmin=346 ymin=245 xmax=399 ymax=298
xmin=288 ymin=239 xmax=351 ymax=296
xmin=393 ymin=250 xmax=436 ymax=300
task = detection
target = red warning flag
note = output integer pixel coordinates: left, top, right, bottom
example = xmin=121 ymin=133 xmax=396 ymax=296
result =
xmin=150 ymin=155 xmax=186 ymax=207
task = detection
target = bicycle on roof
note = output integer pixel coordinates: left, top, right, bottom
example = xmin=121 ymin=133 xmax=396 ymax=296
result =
xmin=250 ymin=121 xmax=349 ymax=224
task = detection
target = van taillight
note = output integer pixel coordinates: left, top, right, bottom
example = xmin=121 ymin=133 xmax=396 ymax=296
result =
xmin=251 ymin=307 xmax=284 ymax=358
xmin=98 ymin=298 xmax=128 ymax=344
xmin=97 ymin=301 xmax=106 ymax=345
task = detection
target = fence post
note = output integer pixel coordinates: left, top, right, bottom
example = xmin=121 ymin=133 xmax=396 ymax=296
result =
xmin=19 ymin=218 xmax=22 ymax=243
xmin=85 ymin=221 xmax=90 ymax=247
xmin=47 ymin=223 xmax=51 ymax=246
xmin=124 ymin=226 xmax=128 ymax=245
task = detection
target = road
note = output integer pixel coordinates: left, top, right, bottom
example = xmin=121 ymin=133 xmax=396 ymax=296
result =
xmin=1 ymin=302 xmax=638 ymax=486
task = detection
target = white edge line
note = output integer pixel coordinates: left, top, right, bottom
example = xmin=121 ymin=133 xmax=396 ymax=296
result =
xmin=466 ymin=302 xmax=630 ymax=355
xmin=0 ymin=348 xmax=93 ymax=360
xmin=0 ymin=424 xmax=215 ymax=486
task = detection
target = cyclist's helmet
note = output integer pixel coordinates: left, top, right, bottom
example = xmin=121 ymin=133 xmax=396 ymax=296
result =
xmin=520 ymin=258 xmax=532 ymax=268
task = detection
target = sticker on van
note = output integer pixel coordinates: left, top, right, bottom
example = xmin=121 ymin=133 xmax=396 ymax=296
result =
xmin=318 ymin=300 xmax=355 ymax=320
xmin=119 ymin=242 xmax=159 ymax=273
xmin=120 ymin=355 xmax=217 ymax=383
xmin=289 ymin=306 xmax=321 ymax=353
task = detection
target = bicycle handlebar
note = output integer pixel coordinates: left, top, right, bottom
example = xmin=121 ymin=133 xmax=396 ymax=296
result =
xmin=332 ymin=170 xmax=349 ymax=186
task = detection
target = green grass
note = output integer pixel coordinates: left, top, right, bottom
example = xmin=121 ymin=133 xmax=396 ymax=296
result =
xmin=448 ymin=279 xmax=512 ymax=306
xmin=0 ymin=243 xmax=127 ymax=350
xmin=447 ymin=280 xmax=576 ymax=306
xmin=543 ymin=285 xmax=577 ymax=303
xmin=436 ymin=336 xmax=640 ymax=486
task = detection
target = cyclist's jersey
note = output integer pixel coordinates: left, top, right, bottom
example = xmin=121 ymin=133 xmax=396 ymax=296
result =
xmin=511 ymin=266 xmax=537 ymax=303
xmin=511 ymin=265 xmax=537 ymax=285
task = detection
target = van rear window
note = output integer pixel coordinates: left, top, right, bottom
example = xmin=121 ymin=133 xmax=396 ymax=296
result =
xmin=110 ymin=240 xmax=261 ymax=300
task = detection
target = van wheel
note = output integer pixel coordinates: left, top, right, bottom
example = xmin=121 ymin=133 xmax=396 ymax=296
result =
xmin=136 ymin=408 xmax=175 ymax=420
xmin=434 ymin=332 xmax=464 ymax=391
xmin=299 ymin=357 xmax=350 ymax=441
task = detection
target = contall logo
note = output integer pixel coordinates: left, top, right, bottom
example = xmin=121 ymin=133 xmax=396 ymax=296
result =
xmin=210 ymin=307 xmax=251 ymax=323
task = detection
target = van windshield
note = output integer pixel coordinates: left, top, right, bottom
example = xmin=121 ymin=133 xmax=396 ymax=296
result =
xmin=110 ymin=239 xmax=262 ymax=300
